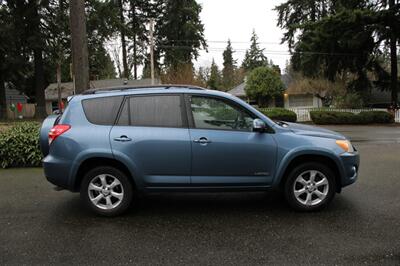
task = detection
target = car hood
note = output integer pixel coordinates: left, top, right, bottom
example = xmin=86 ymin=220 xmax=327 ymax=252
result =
xmin=281 ymin=122 xmax=346 ymax=140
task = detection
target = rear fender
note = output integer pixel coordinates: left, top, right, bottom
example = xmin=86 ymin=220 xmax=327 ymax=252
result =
xmin=69 ymin=149 xmax=143 ymax=191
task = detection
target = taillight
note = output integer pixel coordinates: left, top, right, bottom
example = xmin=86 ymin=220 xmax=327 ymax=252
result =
xmin=48 ymin=124 xmax=71 ymax=145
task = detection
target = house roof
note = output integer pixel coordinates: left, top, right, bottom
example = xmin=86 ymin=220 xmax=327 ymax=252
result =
xmin=5 ymin=85 xmax=29 ymax=104
xmin=228 ymin=74 xmax=291 ymax=97
xmin=228 ymin=82 xmax=246 ymax=97
xmin=45 ymin=78 xmax=159 ymax=100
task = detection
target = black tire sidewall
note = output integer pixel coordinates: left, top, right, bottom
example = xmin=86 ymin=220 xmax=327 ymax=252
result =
xmin=80 ymin=166 xmax=133 ymax=216
xmin=284 ymin=162 xmax=336 ymax=211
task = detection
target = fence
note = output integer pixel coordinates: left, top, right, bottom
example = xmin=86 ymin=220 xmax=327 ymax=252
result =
xmin=5 ymin=104 xmax=36 ymax=119
xmin=264 ymin=107 xmax=400 ymax=123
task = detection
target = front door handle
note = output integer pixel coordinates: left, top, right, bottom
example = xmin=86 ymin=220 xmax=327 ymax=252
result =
xmin=113 ymin=135 xmax=132 ymax=142
xmin=193 ymin=137 xmax=211 ymax=145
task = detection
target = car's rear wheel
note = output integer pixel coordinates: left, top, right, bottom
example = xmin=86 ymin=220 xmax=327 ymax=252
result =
xmin=81 ymin=166 xmax=133 ymax=216
xmin=284 ymin=162 xmax=336 ymax=211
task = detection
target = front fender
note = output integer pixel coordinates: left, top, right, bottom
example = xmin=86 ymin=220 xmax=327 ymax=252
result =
xmin=272 ymin=147 xmax=345 ymax=188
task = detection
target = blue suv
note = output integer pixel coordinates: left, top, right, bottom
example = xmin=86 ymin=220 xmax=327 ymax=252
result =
xmin=40 ymin=85 xmax=359 ymax=216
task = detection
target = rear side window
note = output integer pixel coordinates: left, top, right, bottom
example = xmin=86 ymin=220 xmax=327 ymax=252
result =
xmin=82 ymin=96 xmax=123 ymax=125
xmin=117 ymin=95 xmax=183 ymax=128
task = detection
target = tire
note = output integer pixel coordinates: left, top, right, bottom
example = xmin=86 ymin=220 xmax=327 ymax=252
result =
xmin=80 ymin=166 xmax=133 ymax=216
xmin=284 ymin=162 xmax=336 ymax=211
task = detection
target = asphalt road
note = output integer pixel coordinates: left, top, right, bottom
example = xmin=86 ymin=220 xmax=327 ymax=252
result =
xmin=1 ymin=125 xmax=400 ymax=265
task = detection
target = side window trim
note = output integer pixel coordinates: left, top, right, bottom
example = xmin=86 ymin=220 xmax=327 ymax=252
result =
xmin=115 ymin=93 xmax=188 ymax=128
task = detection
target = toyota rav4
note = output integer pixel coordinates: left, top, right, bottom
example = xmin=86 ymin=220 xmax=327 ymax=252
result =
xmin=40 ymin=85 xmax=359 ymax=216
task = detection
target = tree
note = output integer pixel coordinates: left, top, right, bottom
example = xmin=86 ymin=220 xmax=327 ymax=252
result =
xmin=275 ymin=0 xmax=400 ymax=104
xmin=245 ymin=66 xmax=285 ymax=107
xmin=207 ymin=59 xmax=221 ymax=90
xmin=242 ymin=30 xmax=268 ymax=72
xmin=157 ymin=0 xmax=207 ymax=71
xmin=222 ymin=39 xmax=236 ymax=90
xmin=114 ymin=0 xmax=150 ymax=79
xmin=70 ymin=0 xmax=90 ymax=95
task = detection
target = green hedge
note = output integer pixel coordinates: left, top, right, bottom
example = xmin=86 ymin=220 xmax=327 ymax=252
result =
xmin=310 ymin=110 xmax=394 ymax=125
xmin=259 ymin=108 xmax=297 ymax=122
xmin=0 ymin=122 xmax=42 ymax=168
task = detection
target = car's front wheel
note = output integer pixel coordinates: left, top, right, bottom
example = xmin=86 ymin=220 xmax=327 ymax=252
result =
xmin=284 ymin=162 xmax=336 ymax=211
xmin=81 ymin=166 xmax=133 ymax=216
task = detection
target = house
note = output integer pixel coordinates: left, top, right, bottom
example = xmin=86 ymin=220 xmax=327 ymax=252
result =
xmin=5 ymin=85 xmax=29 ymax=105
xmin=228 ymin=74 xmax=287 ymax=107
xmin=45 ymin=78 xmax=158 ymax=114
xmin=1 ymin=84 xmax=33 ymax=119
xmin=228 ymin=74 xmax=322 ymax=108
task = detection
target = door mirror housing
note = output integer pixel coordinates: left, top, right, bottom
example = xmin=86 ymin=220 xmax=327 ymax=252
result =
xmin=252 ymin=118 xmax=267 ymax=132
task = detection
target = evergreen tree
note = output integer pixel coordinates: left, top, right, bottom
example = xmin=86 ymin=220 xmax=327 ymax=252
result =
xmin=157 ymin=0 xmax=207 ymax=71
xmin=207 ymin=59 xmax=221 ymax=90
xmin=275 ymin=0 xmax=400 ymax=104
xmin=222 ymin=39 xmax=236 ymax=91
xmin=242 ymin=30 xmax=268 ymax=72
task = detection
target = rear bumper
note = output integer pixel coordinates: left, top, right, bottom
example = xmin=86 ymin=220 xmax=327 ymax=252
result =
xmin=43 ymin=155 xmax=73 ymax=190
xmin=339 ymin=151 xmax=360 ymax=188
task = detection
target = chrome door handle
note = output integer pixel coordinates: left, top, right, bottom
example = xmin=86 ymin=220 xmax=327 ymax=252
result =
xmin=113 ymin=135 xmax=132 ymax=142
xmin=193 ymin=137 xmax=211 ymax=144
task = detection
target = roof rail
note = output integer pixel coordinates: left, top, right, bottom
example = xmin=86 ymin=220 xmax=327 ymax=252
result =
xmin=82 ymin=84 xmax=206 ymax=95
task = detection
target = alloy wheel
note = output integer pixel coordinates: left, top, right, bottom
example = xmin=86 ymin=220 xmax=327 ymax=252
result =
xmin=88 ymin=174 xmax=124 ymax=210
xmin=293 ymin=170 xmax=329 ymax=206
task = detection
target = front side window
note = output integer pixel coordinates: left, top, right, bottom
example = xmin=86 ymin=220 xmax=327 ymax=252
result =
xmin=190 ymin=96 xmax=254 ymax=131
xmin=117 ymin=95 xmax=183 ymax=128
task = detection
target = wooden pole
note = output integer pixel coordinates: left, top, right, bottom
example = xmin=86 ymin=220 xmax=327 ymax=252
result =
xmin=150 ymin=18 xmax=155 ymax=85
xmin=70 ymin=0 xmax=90 ymax=93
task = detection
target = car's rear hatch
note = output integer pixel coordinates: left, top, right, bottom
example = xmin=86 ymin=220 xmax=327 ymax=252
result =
xmin=39 ymin=114 xmax=60 ymax=156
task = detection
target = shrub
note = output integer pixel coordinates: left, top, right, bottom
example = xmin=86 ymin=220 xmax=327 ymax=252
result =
xmin=310 ymin=110 xmax=394 ymax=125
xmin=357 ymin=111 xmax=394 ymax=124
xmin=259 ymin=108 xmax=297 ymax=122
xmin=0 ymin=122 xmax=42 ymax=168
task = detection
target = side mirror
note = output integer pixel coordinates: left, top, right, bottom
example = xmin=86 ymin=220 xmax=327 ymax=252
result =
xmin=253 ymin=118 xmax=266 ymax=132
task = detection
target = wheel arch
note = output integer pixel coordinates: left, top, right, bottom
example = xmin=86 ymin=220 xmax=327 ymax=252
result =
xmin=275 ymin=153 xmax=343 ymax=193
xmin=73 ymin=157 xmax=136 ymax=192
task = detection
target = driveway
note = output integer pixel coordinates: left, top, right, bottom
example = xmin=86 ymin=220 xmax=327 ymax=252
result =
xmin=0 ymin=125 xmax=399 ymax=265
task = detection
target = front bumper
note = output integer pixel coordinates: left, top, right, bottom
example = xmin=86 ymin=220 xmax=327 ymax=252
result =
xmin=339 ymin=151 xmax=360 ymax=187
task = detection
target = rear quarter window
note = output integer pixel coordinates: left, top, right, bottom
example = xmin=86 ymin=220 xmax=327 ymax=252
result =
xmin=82 ymin=96 xmax=123 ymax=125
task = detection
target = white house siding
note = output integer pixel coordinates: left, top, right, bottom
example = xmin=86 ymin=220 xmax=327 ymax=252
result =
xmin=284 ymin=94 xmax=321 ymax=108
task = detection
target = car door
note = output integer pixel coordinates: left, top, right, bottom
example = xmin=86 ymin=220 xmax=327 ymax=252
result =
xmin=110 ymin=94 xmax=191 ymax=187
xmin=187 ymin=94 xmax=277 ymax=186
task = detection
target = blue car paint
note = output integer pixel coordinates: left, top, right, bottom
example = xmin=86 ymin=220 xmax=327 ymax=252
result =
xmin=42 ymin=88 xmax=359 ymax=193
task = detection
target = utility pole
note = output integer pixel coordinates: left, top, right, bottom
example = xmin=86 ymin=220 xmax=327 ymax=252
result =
xmin=149 ymin=18 xmax=155 ymax=85
xmin=70 ymin=0 xmax=90 ymax=94
xmin=389 ymin=0 xmax=398 ymax=107
xmin=57 ymin=62 xmax=62 ymax=112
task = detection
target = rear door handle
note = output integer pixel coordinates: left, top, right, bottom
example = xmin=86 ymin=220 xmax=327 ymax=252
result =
xmin=113 ymin=135 xmax=132 ymax=142
xmin=193 ymin=137 xmax=211 ymax=145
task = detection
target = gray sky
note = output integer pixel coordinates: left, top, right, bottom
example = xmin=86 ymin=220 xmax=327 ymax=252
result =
xmin=194 ymin=0 xmax=290 ymax=72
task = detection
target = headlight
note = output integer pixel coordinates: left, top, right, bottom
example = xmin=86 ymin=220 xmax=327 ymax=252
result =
xmin=336 ymin=140 xmax=354 ymax=153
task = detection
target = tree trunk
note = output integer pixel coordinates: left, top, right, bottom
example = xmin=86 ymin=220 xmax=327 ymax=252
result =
xmin=70 ymin=0 xmax=90 ymax=93
xmin=119 ymin=0 xmax=129 ymax=79
xmin=0 ymin=66 xmax=7 ymax=119
xmin=133 ymin=35 xmax=137 ymax=80
xmin=31 ymin=1 xmax=47 ymax=118
xmin=389 ymin=0 xmax=398 ymax=107
xmin=33 ymin=48 xmax=47 ymax=118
